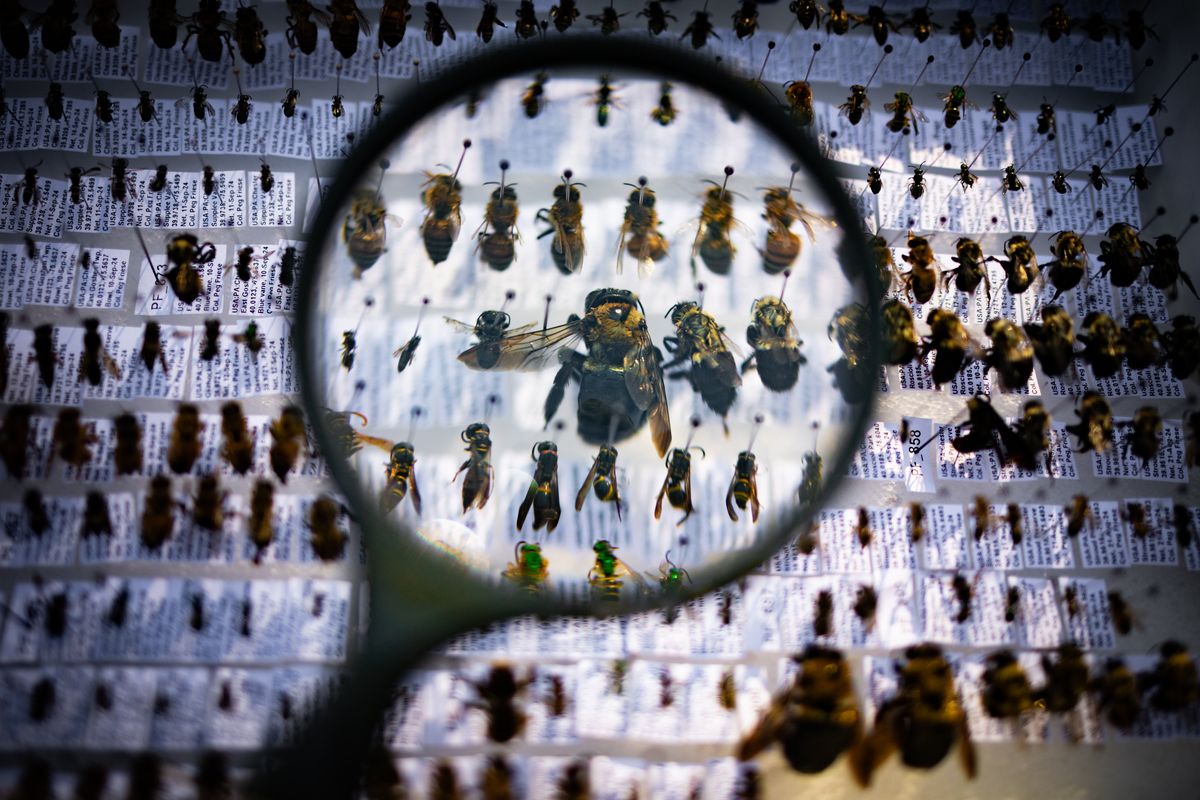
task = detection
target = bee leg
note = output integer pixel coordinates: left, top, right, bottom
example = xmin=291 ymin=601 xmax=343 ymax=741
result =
xmin=739 ymin=352 xmax=756 ymax=375
xmin=544 ymin=351 xmax=583 ymax=428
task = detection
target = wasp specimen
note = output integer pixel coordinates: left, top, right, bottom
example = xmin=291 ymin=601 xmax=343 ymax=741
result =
xmin=682 ymin=2 xmax=718 ymax=48
xmin=665 ymin=299 xmax=741 ymax=420
xmin=1078 ymin=311 xmax=1125 ymax=379
xmin=471 ymin=665 xmax=531 ymax=743
xmin=66 ymin=166 xmax=99 ymax=205
xmin=981 ymin=650 xmax=1033 ymax=719
xmin=690 ymin=166 xmax=742 ymax=276
xmin=726 ymin=420 xmax=763 ymax=523
xmin=79 ymin=318 xmax=120 ymax=386
xmin=308 ymin=496 xmax=346 ymax=561
xmin=51 ymin=408 xmax=96 ymax=470
xmin=639 ymin=1 xmax=674 ymax=35
xmin=191 ymin=474 xmax=227 ymax=532
xmin=113 ymin=412 xmax=142 ymax=476
xmin=141 ymin=475 xmax=176 ymax=549
xmin=745 ymin=286 xmax=806 ymax=390
xmin=536 ymin=171 xmax=587 ymax=274
xmin=424 ymin=1 xmax=455 ymax=46
xmin=655 ymin=422 xmax=702 ymax=525
xmin=475 ymin=2 xmax=505 ymax=44
xmin=167 ymin=404 xmax=203 ymax=474
xmin=1047 ymin=230 xmax=1088 ymax=303
xmin=588 ymin=0 xmax=625 ymax=34
xmin=739 ymin=645 xmax=864 ymax=776
xmin=455 ymin=421 xmax=494 ymax=512
xmin=503 ymin=541 xmax=550 ymax=593
xmin=343 ymin=184 xmax=395 ymax=277
xmin=983 ymin=319 xmax=1033 ymax=390
xmin=885 ymin=91 xmax=925 ymax=134
xmin=327 ymin=0 xmax=369 ymax=58
xmin=516 ymin=441 xmax=560 ymax=532
xmin=13 ymin=163 xmax=41 ymax=206
xmin=359 ymin=432 xmax=423 ymax=516
xmin=163 ymin=234 xmax=215 ymax=306
xmin=1097 ymin=222 xmax=1147 ymax=287
xmin=616 ymin=177 xmax=668 ymax=277
xmin=576 ymin=443 xmax=622 ymax=518
xmin=33 ymin=323 xmax=57 ymax=389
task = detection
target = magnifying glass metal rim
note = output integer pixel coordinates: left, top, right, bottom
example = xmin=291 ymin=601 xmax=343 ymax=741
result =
xmin=282 ymin=34 xmax=883 ymax=797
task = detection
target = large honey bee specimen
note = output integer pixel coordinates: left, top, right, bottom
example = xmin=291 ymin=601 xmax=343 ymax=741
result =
xmin=664 ymin=300 xmax=741 ymax=421
xmin=503 ymin=541 xmax=549 ymax=593
xmin=141 ymin=475 xmax=176 ymax=549
xmin=988 ymin=235 xmax=1039 ymax=295
xmin=1023 ymin=305 xmax=1075 ymax=376
xmin=421 ymin=140 xmax=470 ymax=265
xmin=343 ymin=162 xmax=398 ymax=277
xmin=981 ymin=650 xmax=1033 ymax=719
xmin=759 ymin=165 xmax=831 ymax=275
xmin=457 ymin=288 xmax=671 ymax=456
xmin=167 ymin=404 xmax=204 ymax=474
xmin=943 ymin=237 xmax=990 ymax=298
xmin=745 ymin=280 xmax=805 ymax=391
xmin=477 ymin=160 xmax=520 ymax=271
xmin=1122 ymin=313 xmax=1164 ymax=370
xmin=691 ymin=166 xmax=740 ymax=275
xmin=536 ymin=171 xmax=586 ymax=274
xmin=517 ymin=441 xmax=560 ymax=532
xmin=1092 ymin=658 xmax=1141 ymax=729
xmin=455 ymin=421 xmax=494 ymax=512
xmin=616 ymin=177 xmax=668 ymax=277
xmin=1078 ymin=311 xmax=1125 ymax=379
xmin=739 ymin=646 xmax=864 ymax=777
xmin=901 ymin=234 xmax=938 ymax=304
xmin=308 ymin=496 xmax=346 ymax=561
xmin=854 ymin=644 xmax=976 ymax=784
xmin=268 ymin=405 xmax=306 ymax=483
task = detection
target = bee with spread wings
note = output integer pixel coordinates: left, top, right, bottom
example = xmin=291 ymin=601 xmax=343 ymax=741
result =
xmin=456 ymin=288 xmax=672 ymax=457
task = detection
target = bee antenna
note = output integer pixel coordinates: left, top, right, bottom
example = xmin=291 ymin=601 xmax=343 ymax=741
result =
xmin=1176 ymin=213 xmax=1199 ymax=243
xmin=756 ymin=41 xmax=776 ymax=83
xmin=453 ymin=139 xmax=472 ymax=181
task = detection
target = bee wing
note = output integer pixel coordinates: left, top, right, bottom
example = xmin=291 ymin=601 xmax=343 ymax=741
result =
xmin=623 ymin=342 xmax=672 ymax=457
xmin=443 ymin=317 xmax=478 ymax=335
xmin=517 ymin=479 xmax=536 ymax=530
xmin=736 ymin=691 xmax=787 ymax=760
xmin=408 ymin=471 xmax=422 ymax=516
xmin=654 ymin=473 xmax=668 ymax=520
xmin=457 ymin=320 xmax=584 ymax=372
xmin=547 ymin=472 xmax=561 ymax=532
xmin=391 ymin=337 xmax=416 ymax=359
xmin=575 ymin=457 xmax=599 ymax=512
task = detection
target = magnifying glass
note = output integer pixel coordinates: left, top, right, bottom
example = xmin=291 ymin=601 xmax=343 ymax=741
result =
xmin=272 ymin=35 xmax=882 ymax=797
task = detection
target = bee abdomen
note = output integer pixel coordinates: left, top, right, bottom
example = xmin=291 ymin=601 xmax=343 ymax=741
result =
xmin=480 ymin=233 xmax=516 ymax=271
xmin=762 ymin=231 xmax=800 ymax=274
xmin=422 ymin=222 xmax=458 ymax=265
xmin=700 ymin=240 xmax=734 ymax=275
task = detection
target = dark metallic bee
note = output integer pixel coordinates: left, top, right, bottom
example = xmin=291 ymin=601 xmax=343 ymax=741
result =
xmin=503 ymin=540 xmax=549 ymax=593
xmin=343 ymin=187 xmax=395 ymax=276
xmin=981 ymin=650 xmax=1033 ymax=719
xmin=984 ymin=319 xmax=1033 ymax=390
xmin=424 ymin=1 xmax=455 ymax=46
xmin=328 ymin=0 xmax=370 ymax=58
xmin=33 ymin=323 xmax=57 ymax=389
xmin=638 ymin=1 xmax=674 ymax=35
xmin=740 ymin=645 xmax=864 ymax=774
xmin=220 ymin=402 xmax=253 ymax=475
xmin=167 ymin=404 xmax=203 ymax=475
xmin=726 ymin=448 xmax=760 ymax=523
xmin=732 ymin=0 xmax=758 ymax=39
xmin=664 ymin=301 xmax=740 ymax=419
xmin=141 ymin=475 xmax=175 ymax=549
xmin=0 ymin=1 xmax=31 ymax=58
xmin=576 ymin=444 xmax=621 ymax=517
xmin=184 ymin=0 xmax=231 ymax=62
xmin=234 ymin=320 xmax=264 ymax=357
xmin=856 ymin=4 xmax=897 ymax=45
xmin=268 ymin=405 xmax=305 ymax=483
xmin=285 ymin=0 xmax=325 ymax=54
xmin=789 ymin=0 xmax=820 ymax=29
xmin=1163 ymin=315 xmax=1199 ymax=380
xmin=855 ymin=644 xmax=975 ymax=784
xmin=66 ymin=166 xmax=99 ymax=205
xmin=1041 ymin=3 xmax=1071 ymax=41
xmin=1079 ymin=311 xmax=1124 ymax=379
xmin=549 ymin=0 xmax=579 ymax=33
xmin=592 ymin=76 xmax=619 ymax=127
xmin=510 ymin=440 xmax=561 ymax=532
xmin=234 ymin=4 xmax=267 ymax=64
xmin=513 ymin=0 xmax=538 ymax=38
xmin=1097 ymin=222 xmax=1147 ymax=287
xmin=1037 ymin=102 xmax=1056 ymax=136
xmin=191 ymin=474 xmax=227 ymax=532
xmin=682 ymin=5 xmax=718 ymax=49
xmin=113 ymin=412 xmax=142 ymax=476
xmin=472 ymin=665 xmax=531 ymax=743
xmin=1001 ymin=164 xmax=1023 ymax=193
xmin=881 ymin=299 xmax=918 ymax=366
xmin=589 ymin=539 xmax=640 ymax=601
xmin=745 ymin=294 xmax=805 ymax=390
xmin=455 ymin=422 xmax=494 ymax=512
xmin=308 ymin=496 xmax=346 ymax=561
xmin=1093 ymin=658 xmax=1140 ymax=729
xmin=1122 ymin=313 xmax=1163 ymax=370
xmin=588 ymin=1 xmax=624 ymax=35
xmin=990 ymin=92 xmax=1015 ymax=125
xmin=247 ymin=479 xmax=274 ymax=559
xmin=163 ymin=234 xmax=215 ymax=306
xmin=148 ymin=0 xmax=178 ymax=49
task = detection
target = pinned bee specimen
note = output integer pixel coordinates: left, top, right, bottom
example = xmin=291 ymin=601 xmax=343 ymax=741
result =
xmin=828 ymin=302 xmax=873 ymax=402
xmin=191 ymin=474 xmax=227 ymax=532
xmin=999 ymin=164 xmax=1024 ymax=193
xmin=22 ymin=488 xmax=48 ymax=536
xmin=1032 ymin=643 xmax=1090 ymax=714
xmin=51 ymin=409 xmax=96 ymax=470
xmin=1122 ymin=313 xmax=1163 ymax=370
xmin=797 ymin=435 xmax=822 ymax=509
xmin=247 ymin=479 xmax=275 ymax=560
xmin=1063 ymin=391 xmax=1113 ymax=454
xmin=1145 ymin=223 xmax=1199 ymax=300
xmin=327 ymin=0 xmax=369 ymax=58
xmin=682 ymin=1 xmax=719 ymax=49
xmin=470 ymin=665 xmax=531 ymax=743
xmin=655 ymin=421 xmax=702 ymax=525
xmin=880 ymin=299 xmax=918 ymax=367
xmin=184 ymin=0 xmax=232 ymax=61
xmin=588 ymin=0 xmax=625 ymax=34
xmin=589 ymin=539 xmax=642 ymax=601
xmin=30 ymin=676 xmax=56 ymax=721
xmin=942 ymin=237 xmax=989 ymax=299
xmin=162 ymin=233 xmax=215 ymax=306
xmin=981 ymin=650 xmax=1033 ymax=719
xmin=590 ymin=76 xmax=621 ymax=127
xmin=141 ymin=475 xmax=176 ymax=549
xmin=472 ymin=160 xmax=522 ymax=271
xmin=517 ymin=441 xmax=559 ymax=532
xmin=885 ymin=90 xmax=926 ymax=134
xmin=1163 ymin=315 xmax=1199 ymax=381
xmin=1005 ymin=400 xmax=1051 ymax=474
xmin=518 ymin=71 xmax=550 ymax=119
xmin=32 ymin=323 xmax=56 ymax=389
xmin=503 ymin=541 xmax=549 ymax=593
xmin=263 ymin=406 xmax=304 ymax=486
xmin=1123 ymin=501 xmax=1152 ymax=540
xmin=392 ymin=298 xmax=429 ymax=374
xmin=1093 ymin=658 xmax=1141 ymax=729
xmin=66 ymin=165 xmax=100 ymax=205
xmin=78 ymin=318 xmax=120 ymax=387
xmin=1144 ymin=641 xmax=1199 ymax=711
xmin=548 ymin=0 xmax=579 ymax=33
xmin=1124 ymin=406 xmax=1162 ymax=467
xmin=417 ymin=140 xmax=471 ymax=265
xmin=1040 ymin=2 xmax=1071 ymax=41
xmin=424 ymin=1 xmax=455 ymax=46
xmin=900 ymin=234 xmax=938 ymax=304
xmin=135 ymin=321 xmax=171 ymax=376
xmin=343 ymin=163 xmax=398 ymax=278
xmin=907 ymin=165 xmax=927 ymax=200
xmin=988 ymin=234 xmax=1039 ymax=295
xmin=739 ymin=645 xmax=864 ymax=775
xmin=456 ymin=421 xmax=494 ymax=512
xmin=446 ymin=292 xmax=521 ymax=371
xmin=688 ymin=166 xmax=747 ymax=276
xmin=950 ymin=393 xmax=1013 ymax=463
xmin=93 ymin=85 xmax=114 ymax=124
xmin=729 ymin=0 xmax=758 ymax=38
xmin=234 ymin=321 xmax=264 ymax=358
xmin=983 ymin=319 xmax=1033 ymax=390
xmin=902 ymin=4 xmax=939 ymax=41
xmin=308 ymin=496 xmax=346 ymax=561
xmin=1078 ymin=311 xmax=1125 ymax=379
xmin=379 ymin=0 xmax=412 ymax=47
xmin=783 ymin=43 xmax=822 ymax=126
xmin=726 ymin=418 xmax=762 ymax=523
xmin=536 ymin=170 xmax=586 ymax=274
xmin=167 ymin=404 xmax=204 ymax=475
xmin=340 ymin=296 xmax=374 ymax=371
xmin=513 ymin=0 xmax=538 ymax=38
xmin=1047 ymin=230 xmax=1088 ymax=302
xmin=1097 ymin=222 xmax=1147 ymax=287
xmin=196 ymin=319 xmax=221 ymax=363
xmin=617 ymin=177 xmax=668 ymax=277
xmin=81 ymin=491 xmax=113 ymax=538
xmin=665 ymin=298 xmax=741 ymax=421
xmin=232 ymin=3 xmax=267 ymax=64
xmin=866 ymin=167 xmax=883 ymax=195
xmin=12 ymin=163 xmax=41 ymax=206
xmin=216 ymin=402 xmax=254 ymax=476
xmin=45 ymin=81 xmax=65 ymax=121
xmin=576 ymin=443 xmax=621 ymax=518
xmin=760 ymin=166 xmax=829 ymax=276
xmin=1107 ymin=590 xmax=1134 ymax=636
xmin=855 ymin=3 xmax=897 ymax=45
xmin=634 ymin=1 xmax=674 ymax=36
xmin=112 ymin=412 xmax=142 ymax=476
xmin=745 ymin=280 xmax=806 ymax=390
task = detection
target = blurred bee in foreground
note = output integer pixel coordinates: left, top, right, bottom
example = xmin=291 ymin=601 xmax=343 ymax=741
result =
xmin=536 ymin=171 xmax=586 ymax=274
xmin=421 ymin=140 xmax=470 ymax=265
xmin=739 ymin=646 xmax=864 ymax=778
xmin=268 ymin=405 xmax=306 ymax=483
xmin=828 ymin=302 xmax=873 ymax=404
xmin=617 ymin=177 xmax=668 ymax=277
xmin=141 ymin=475 xmax=176 ymax=549
xmin=477 ymin=160 xmax=520 ymax=271
xmin=503 ymin=541 xmax=549 ymax=593
xmin=664 ymin=299 xmax=741 ymax=422
xmin=308 ymin=496 xmax=346 ymax=561
xmin=984 ymin=318 xmax=1034 ymax=390
xmin=592 ymin=76 xmax=620 ymax=126
xmin=521 ymin=72 xmax=548 ymax=118
xmin=981 ymin=650 xmax=1033 ymax=719
xmin=458 ymin=288 xmax=671 ymax=456
xmin=745 ymin=277 xmax=805 ymax=391
xmin=1078 ymin=311 xmax=1124 ymax=379
xmin=922 ymin=308 xmax=973 ymax=386
xmin=1122 ymin=313 xmax=1163 ymax=370
xmin=1036 ymin=643 xmax=1089 ymax=713
xmin=885 ymin=91 xmax=926 ymax=134
xmin=854 ymin=644 xmax=976 ymax=784
xmin=1092 ymin=658 xmax=1141 ymax=730
xmin=651 ymin=81 xmax=676 ymax=125
xmin=1163 ymin=315 xmax=1199 ymax=381
xmin=691 ymin=166 xmax=742 ymax=276
xmin=470 ymin=664 xmax=531 ymax=743
xmin=726 ymin=417 xmax=763 ymax=523
xmin=759 ymin=164 xmax=832 ymax=276
xmin=343 ymin=161 xmax=399 ymax=278
xmin=517 ymin=441 xmax=560 ymax=532
xmin=393 ymin=298 xmax=429 ymax=373
xmin=881 ymin=299 xmax=918 ymax=366
xmin=655 ymin=420 xmax=703 ymax=525
xmin=1144 ymin=641 xmax=1199 ymax=712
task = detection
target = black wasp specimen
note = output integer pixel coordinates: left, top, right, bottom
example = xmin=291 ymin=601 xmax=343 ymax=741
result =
xmin=328 ymin=0 xmax=369 ymax=58
xmin=638 ymin=1 xmax=673 ymax=35
xmin=549 ymin=0 xmax=579 ymax=33
xmin=286 ymin=0 xmax=325 ymax=54
xmin=424 ymin=1 xmax=455 ymax=46
xmin=148 ymin=0 xmax=178 ymax=49
xmin=379 ymin=0 xmax=412 ymax=47
xmin=45 ymin=82 xmax=65 ymax=121
xmin=455 ymin=421 xmax=494 ymax=512
xmin=576 ymin=444 xmax=622 ymax=518
xmin=588 ymin=1 xmax=625 ymax=35
xmin=93 ymin=87 xmax=114 ymax=123
xmin=471 ymin=665 xmax=531 ymax=743
xmin=518 ymin=441 xmax=560 ymax=532
xmin=232 ymin=91 xmax=251 ymax=125
xmin=1041 ymin=3 xmax=1071 ymax=42
xmin=185 ymin=0 xmax=232 ymax=62
xmin=908 ymin=165 xmax=926 ymax=199
xmin=476 ymin=1 xmax=504 ymax=42
xmin=33 ymin=324 xmax=56 ymax=388
xmin=35 ymin=0 xmax=77 ymax=53
xmin=732 ymin=0 xmax=758 ymax=39
xmin=664 ymin=301 xmax=740 ymax=421
xmin=148 ymin=164 xmax=169 ymax=193
xmin=655 ymin=427 xmax=702 ymax=525
xmin=683 ymin=3 xmax=718 ymax=49
xmin=1 ymin=2 xmax=31 ymax=58
xmin=739 ymin=646 xmax=863 ymax=776
xmin=234 ymin=4 xmax=268 ymax=64
xmin=514 ymin=0 xmax=539 ymax=38
xmin=857 ymin=4 xmax=898 ymax=46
